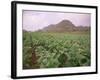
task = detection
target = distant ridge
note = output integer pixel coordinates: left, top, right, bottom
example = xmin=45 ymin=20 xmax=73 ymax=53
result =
xmin=23 ymin=20 xmax=90 ymax=32
xmin=38 ymin=20 xmax=90 ymax=32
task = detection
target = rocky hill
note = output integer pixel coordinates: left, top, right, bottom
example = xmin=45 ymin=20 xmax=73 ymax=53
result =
xmin=38 ymin=20 xmax=90 ymax=32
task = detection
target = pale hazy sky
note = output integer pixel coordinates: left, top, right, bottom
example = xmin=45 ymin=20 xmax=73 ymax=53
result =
xmin=23 ymin=10 xmax=91 ymax=31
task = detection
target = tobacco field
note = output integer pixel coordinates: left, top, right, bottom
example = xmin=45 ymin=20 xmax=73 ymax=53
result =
xmin=23 ymin=32 xmax=90 ymax=69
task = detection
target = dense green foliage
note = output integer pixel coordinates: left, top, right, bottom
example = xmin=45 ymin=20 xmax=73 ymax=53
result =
xmin=23 ymin=32 xmax=90 ymax=69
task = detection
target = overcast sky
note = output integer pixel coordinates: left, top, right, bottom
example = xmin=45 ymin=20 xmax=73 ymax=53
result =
xmin=23 ymin=10 xmax=91 ymax=31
